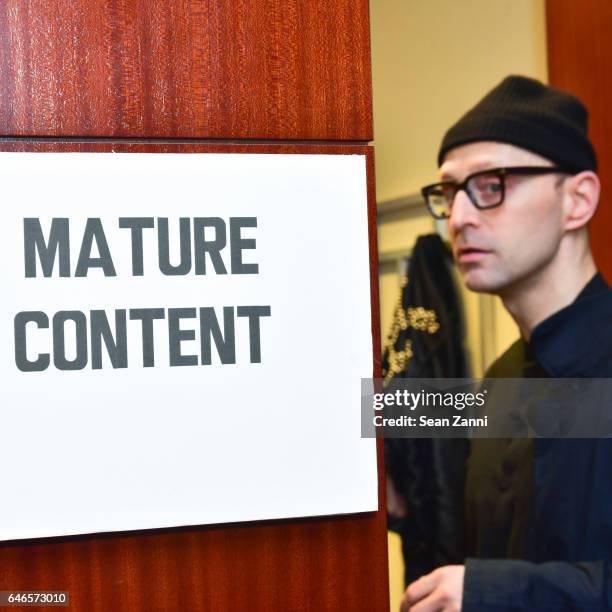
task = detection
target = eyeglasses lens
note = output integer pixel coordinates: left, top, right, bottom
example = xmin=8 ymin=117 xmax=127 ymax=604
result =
xmin=468 ymin=172 xmax=503 ymax=208
xmin=427 ymin=184 xmax=456 ymax=218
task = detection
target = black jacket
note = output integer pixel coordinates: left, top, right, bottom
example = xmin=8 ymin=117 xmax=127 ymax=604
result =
xmin=383 ymin=234 xmax=469 ymax=584
xmin=463 ymin=273 xmax=612 ymax=611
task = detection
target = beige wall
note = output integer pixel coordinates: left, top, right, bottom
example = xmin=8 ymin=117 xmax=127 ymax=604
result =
xmin=371 ymin=0 xmax=548 ymax=202
xmin=369 ymin=1 xmax=548 ymax=609
xmin=373 ymin=0 xmax=549 ymax=373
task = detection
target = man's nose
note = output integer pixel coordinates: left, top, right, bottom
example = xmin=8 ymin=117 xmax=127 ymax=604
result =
xmin=448 ymin=188 xmax=480 ymax=235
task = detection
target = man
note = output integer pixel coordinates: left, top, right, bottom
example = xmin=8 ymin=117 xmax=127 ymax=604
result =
xmin=400 ymin=76 xmax=612 ymax=611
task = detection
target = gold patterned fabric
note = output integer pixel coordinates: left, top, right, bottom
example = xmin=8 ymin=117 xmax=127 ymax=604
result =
xmin=382 ymin=277 xmax=442 ymax=384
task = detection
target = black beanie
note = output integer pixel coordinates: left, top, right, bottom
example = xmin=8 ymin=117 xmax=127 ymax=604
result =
xmin=438 ymin=75 xmax=597 ymax=172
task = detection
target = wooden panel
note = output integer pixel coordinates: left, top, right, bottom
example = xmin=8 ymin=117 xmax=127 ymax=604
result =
xmin=0 ymin=0 xmax=372 ymax=141
xmin=0 ymin=142 xmax=389 ymax=612
xmin=0 ymin=514 xmax=389 ymax=611
xmin=546 ymin=0 xmax=612 ymax=281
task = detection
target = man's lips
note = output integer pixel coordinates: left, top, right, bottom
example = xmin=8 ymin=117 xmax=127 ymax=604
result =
xmin=455 ymin=246 xmax=492 ymax=263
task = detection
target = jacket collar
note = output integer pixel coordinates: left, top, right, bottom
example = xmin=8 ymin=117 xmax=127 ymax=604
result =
xmin=528 ymin=273 xmax=611 ymax=377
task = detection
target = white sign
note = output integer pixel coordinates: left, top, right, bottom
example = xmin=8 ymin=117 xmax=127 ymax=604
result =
xmin=0 ymin=152 xmax=377 ymax=541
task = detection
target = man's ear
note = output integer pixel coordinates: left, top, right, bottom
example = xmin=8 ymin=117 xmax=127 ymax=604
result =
xmin=563 ymin=171 xmax=600 ymax=231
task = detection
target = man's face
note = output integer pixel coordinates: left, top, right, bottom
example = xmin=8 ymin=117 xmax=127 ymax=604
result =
xmin=441 ymin=141 xmax=566 ymax=295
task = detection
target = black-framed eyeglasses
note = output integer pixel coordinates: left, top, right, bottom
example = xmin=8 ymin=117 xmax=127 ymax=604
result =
xmin=421 ymin=166 xmax=572 ymax=219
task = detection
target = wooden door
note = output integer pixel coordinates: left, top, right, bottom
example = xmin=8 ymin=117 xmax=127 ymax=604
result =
xmin=0 ymin=2 xmax=389 ymax=610
xmin=547 ymin=0 xmax=612 ymax=281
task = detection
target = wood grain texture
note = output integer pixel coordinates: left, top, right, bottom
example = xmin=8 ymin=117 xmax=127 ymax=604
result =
xmin=0 ymin=142 xmax=389 ymax=612
xmin=0 ymin=0 xmax=372 ymax=141
xmin=546 ymin=0 xmax=612 ymax=282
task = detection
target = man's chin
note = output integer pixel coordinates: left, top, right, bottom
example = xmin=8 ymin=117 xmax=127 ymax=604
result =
xmin=461 ymin=270 xmax=505 ymax=294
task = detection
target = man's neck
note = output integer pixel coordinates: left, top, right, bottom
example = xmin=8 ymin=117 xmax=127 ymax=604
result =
xmin=499 ymin=250 xmax=597 ymax=341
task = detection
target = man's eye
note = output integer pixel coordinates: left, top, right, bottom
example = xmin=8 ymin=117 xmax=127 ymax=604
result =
xmin=475 ymin=179 xmax=501 ymax=194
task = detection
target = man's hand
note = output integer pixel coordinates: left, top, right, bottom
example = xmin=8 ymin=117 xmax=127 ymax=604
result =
xmin=400 ymin=565 xmax=465 ymax=612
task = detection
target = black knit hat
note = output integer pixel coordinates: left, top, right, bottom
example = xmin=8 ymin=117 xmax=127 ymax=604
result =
xmin=438 ymin=75 xmax=597 ymax=172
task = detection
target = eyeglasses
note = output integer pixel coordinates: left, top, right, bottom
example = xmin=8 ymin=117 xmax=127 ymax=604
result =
xmin=421 ymin=166 xmax=571 ymax=219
